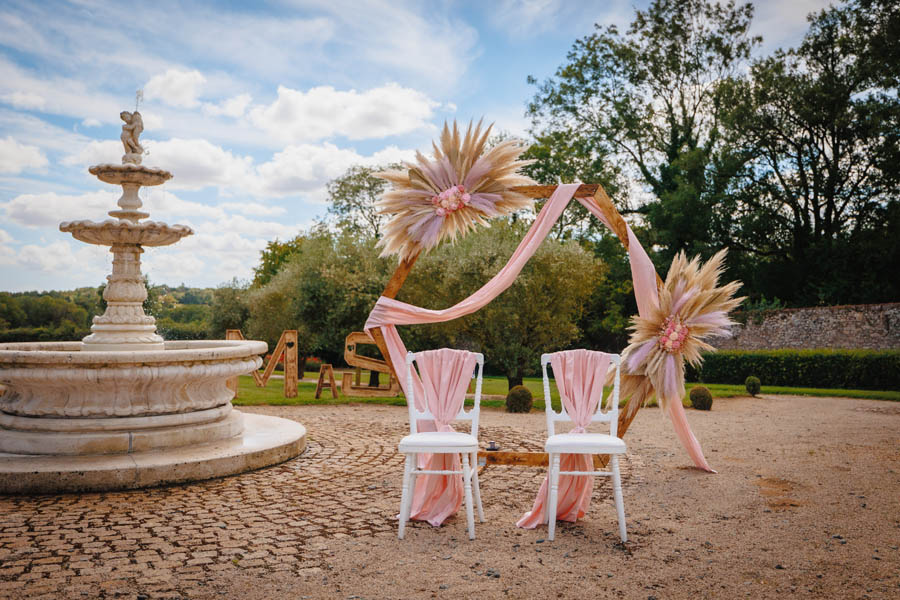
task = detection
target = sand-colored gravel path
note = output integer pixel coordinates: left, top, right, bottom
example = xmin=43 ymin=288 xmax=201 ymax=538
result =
xmin=1 ymin=395 xmax=897 ymax=599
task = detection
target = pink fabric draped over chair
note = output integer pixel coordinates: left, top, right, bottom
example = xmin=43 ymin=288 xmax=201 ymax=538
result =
xmin=405 ymin=349 xmax=478 ymax=526
xmin=516 ymin=350 xmax=611 ymax=528
xmin=368 ymin=184 xmax=714 ymax=525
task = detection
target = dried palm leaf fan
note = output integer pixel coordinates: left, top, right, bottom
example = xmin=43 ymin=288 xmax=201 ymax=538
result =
xmin=375 ymin=119 xmax=536 ymax=260
xmin=618 ymin=249 xmax=745 ymax=417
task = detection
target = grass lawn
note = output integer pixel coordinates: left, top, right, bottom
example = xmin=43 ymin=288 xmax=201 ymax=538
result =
xmin=232 ymin=372 xmax=899 ymax=409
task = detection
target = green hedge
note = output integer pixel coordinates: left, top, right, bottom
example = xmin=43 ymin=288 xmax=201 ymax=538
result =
xmin=0 ymin=324 xmax=90 ymax=343
xmin=687 ymin=349 xmax=900 ymax=391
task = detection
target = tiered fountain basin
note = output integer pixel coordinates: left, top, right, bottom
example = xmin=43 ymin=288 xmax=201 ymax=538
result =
xmin=0 ymin=340 xmax=307 ymax=494
xmin=0 ymin=115 xmax=308 ymax=494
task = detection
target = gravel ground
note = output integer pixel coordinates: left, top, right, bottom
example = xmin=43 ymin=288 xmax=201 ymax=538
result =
xmin=1 ymin=395 xmax=898 ymax=599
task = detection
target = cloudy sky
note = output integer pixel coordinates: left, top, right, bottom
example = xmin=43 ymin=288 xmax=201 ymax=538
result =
xmin=0 ymin=0 xmax=828 ymax=292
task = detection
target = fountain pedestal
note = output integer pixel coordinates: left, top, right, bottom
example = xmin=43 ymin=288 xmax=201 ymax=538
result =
xmin=0 ymin=115 xmax=306 ymax=494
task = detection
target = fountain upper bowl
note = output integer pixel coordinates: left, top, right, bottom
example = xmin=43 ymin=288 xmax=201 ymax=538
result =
xmin=89 ymin=163 xmax=172 ymax=187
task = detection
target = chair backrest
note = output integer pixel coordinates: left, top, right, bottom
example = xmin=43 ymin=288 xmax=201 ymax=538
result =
xmin=405 ymin=350 xmax=484 ymax=437
xmin=541 ymin=350 xmax=621 ymax=437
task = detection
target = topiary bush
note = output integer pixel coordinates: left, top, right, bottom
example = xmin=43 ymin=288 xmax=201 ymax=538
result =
xmin=689 ymin=386 xmax=713 ymax=410
xmin=505 ymin=385 xmax=533 ymax=413
xmin=745 ymin=375 xmax=761 ymax=397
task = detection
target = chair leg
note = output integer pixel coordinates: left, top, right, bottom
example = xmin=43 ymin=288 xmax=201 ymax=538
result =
xmin=611 ymin=454 xmax=627 ymax=543
xmin=547 ymin=453 xmax=561 ymax=541
xmin=398 ymin=453 xmax=414 ymax=539
xmin=461 ymin=452 xmax=475 ymax=540
xmin=471 ymin=451 xmax=485 ymax=522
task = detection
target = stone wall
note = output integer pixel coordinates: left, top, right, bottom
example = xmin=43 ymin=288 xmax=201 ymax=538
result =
xmin=712 ymin=303 xmax=900 ymax=351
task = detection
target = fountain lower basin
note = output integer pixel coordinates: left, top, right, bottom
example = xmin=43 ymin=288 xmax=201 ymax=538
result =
xmin=0 ymin=340 xmax=307 ymax=493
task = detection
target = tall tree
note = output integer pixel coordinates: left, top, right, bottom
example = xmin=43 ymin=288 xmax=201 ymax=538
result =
xmin=251 ymin=236 xmax=306 ymax=288
xmin=209 ymin=280 xmax=251 ymax=338
xmin=247 ymin=225 xmax=394 ymax=367
xmin=402 ymin=221 xmax=601 ymax=388
xmin=520 ymin=129 xmax=623 ymax=241
xmin=325 ymin=164 xmax=394 ymax=239
xmin=527 ymin=0 xmax=759 ymax=262
xmin=718 ymin=0 xmax=900 ymax=303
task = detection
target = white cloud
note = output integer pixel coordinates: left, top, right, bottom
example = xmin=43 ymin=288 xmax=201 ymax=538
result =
xmin=61 ymin=140 xmax=122 ymax=167
xmin=255 ymin=142 xmax=415 ymax=201
xmin=81 ymin=118 xmax=102 ymax=127
xmin=249 ymin=83 xmax=438 ymax=143
xmin=0 ymin=108 xmax=92 ymax=154
xmin=220 ymin=202 xmax=285 ymax=216
xmin=489 ymin=0 xmax=624 ymax=37
xmin=0 ymin=136 xmax=48 ymax=174
xmin=62 ymin=136 xmax=416 ymax=201
xmin=16 ymin=239 xmax=108 ymax=275
xmin=144 ymin=69 xmax=207 ymax=108
xmin=203 ymin=93 xmax=252 ymax=118
xmin=1 ymin=91 xmax=46 ymax=110
xmin=147 ymin=138 xmax=254 ymax=192
xmin=2 ymin=190 xmax=120 ymax=228
xmin=752 ymin=0 xmax=831 ymax=53
xmin=0 ymin=57 xmax=123 ymax=126
xmin=62 ymin=138 xmax=255 ymax=193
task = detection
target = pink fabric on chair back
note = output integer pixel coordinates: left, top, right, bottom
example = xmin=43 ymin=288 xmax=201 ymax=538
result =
xmin=413 ymin=349 xmax=478 ymax=432
xmin=551 ymin=350 xmax=611 ymax=432
xmin=517 ymin=350 xmax=611 ymax=529
xmin=406 ymin=349 xmax=478 ymax=526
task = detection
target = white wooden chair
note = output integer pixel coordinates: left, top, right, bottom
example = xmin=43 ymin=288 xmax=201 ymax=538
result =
xmin=398 ymin=350 xmax=485 ymax=540
xmin=542 ymin=351 xmax=627 ymax=542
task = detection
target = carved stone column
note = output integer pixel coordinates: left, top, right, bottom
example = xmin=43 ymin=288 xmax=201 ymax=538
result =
xmin=82 ymin=243 xmax=164 ymax=351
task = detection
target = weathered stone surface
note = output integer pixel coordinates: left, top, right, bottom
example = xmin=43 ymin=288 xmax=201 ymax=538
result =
xmin=0 ymin=412 xmax=306 ymax=493
xmin=714 ymin=302 xmax=900 ymax=350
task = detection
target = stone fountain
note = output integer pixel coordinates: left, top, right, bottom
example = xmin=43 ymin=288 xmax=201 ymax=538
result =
xmin=0 ymin=111 xmax=306 ymax=494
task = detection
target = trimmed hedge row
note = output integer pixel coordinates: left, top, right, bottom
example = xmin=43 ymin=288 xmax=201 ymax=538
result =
xmin=0 ymin=325 xmax=90 ymax=343
xmin=686 ymin=349 xmax=900 ymax=391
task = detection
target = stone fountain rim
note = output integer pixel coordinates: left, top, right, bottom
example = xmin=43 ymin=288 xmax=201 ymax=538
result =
xmin=0 ymin=340 xmax=268 ymax=365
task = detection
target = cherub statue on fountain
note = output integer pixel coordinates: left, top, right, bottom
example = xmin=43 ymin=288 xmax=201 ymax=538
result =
xmin=120 ymin=110 xmax=144 ymax=165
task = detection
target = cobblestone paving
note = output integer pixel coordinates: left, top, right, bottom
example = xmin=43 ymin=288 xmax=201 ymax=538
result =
xmin=0 ymin=407 xmax=635 ymax=599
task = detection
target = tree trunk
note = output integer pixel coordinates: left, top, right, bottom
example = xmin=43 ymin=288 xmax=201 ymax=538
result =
xmin=298 ymin=357 xmax=307 ymax=379
xmin=507 ymin=375 xmax=523 ymax=390
xmin=368 ymin=370 xmax=380 ymax=387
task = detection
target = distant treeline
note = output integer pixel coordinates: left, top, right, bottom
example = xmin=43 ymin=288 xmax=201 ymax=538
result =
xmin=0 ymin=284 xmax=227 ymax=343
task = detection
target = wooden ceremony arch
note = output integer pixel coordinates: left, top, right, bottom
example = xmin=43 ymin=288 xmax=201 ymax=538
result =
xmin=345 ymin=183 xmax=663 ymax=467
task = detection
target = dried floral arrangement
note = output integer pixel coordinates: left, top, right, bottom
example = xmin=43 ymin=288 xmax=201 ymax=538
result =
xmin=619 ymin=249 xmax=744 ymax=413
xmin=374 ymin=120 xmax=535 ymax=260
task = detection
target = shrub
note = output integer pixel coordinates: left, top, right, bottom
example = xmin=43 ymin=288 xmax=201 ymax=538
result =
xmin=689 ymin=386 xmax=713 ymax=410
xmin=505 ymin=385 xmax=533 ymax=413
xmin=686 ymin=349 xmax=900 ymax=391
xmin=745 ymin=375 xmax=761 ymax=396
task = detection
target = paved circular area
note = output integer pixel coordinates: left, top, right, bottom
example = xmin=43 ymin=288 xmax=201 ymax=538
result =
xmin=0 ymin=407 xmax=636 ymax=599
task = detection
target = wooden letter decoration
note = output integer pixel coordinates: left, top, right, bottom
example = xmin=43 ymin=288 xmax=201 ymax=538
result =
xmin=315 ymin=364 xmax=338 ymax=399
xmin=340 ymin=331 xmax=401 ymax=397
xmin=225 ymin=329 xmax=299 ymax=399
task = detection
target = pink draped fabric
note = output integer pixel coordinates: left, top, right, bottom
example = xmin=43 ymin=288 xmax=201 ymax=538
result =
xmin=368 ymin=184 xmax=712 ymax=524
xmin=517 ymin=350 xmax=611 ymax=528
xmin=405 ymin=349 xmax=479 ymax=526
xmin=578 ymin=197 xmax=714 ymax=473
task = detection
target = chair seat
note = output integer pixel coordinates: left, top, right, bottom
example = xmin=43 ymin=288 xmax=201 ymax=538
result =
xmin=545 ymin=433 xmax=626 ymax=455
xmin=399 ymin=431 xmax=478 ymax=453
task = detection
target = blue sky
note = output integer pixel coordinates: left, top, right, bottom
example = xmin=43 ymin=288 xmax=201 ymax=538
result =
xmin=0 ymin=0 xmax=827 ymax=292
